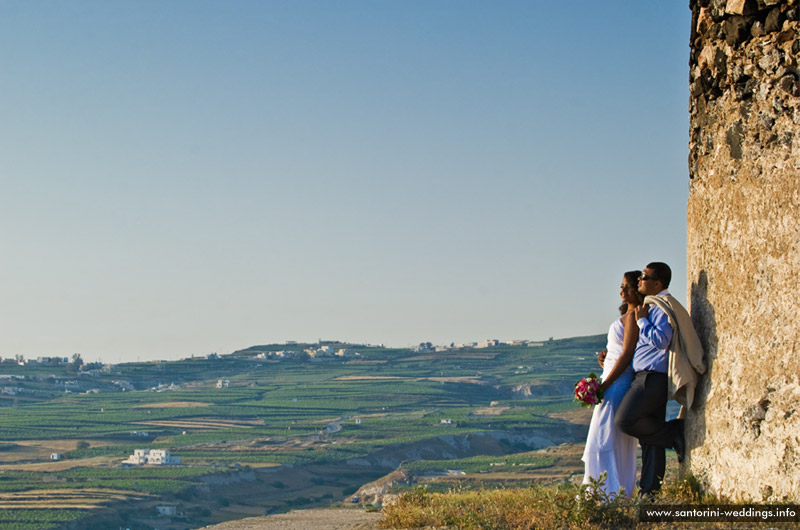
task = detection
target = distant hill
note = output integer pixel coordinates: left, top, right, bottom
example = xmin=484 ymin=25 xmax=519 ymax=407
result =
xmin=0 ymin=334 xmax=605 ymax=529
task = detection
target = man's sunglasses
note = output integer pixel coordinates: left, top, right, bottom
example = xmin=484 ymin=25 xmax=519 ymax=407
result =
xmin=640 ymin=274 xmax=657 ymax=281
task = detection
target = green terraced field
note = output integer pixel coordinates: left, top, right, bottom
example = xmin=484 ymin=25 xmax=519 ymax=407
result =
xmin=0 ymin=335 xmax=604 ymax=528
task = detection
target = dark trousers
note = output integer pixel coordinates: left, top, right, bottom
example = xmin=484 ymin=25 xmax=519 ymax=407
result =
xmin=615 ymin=371 xmax=678 ymax=495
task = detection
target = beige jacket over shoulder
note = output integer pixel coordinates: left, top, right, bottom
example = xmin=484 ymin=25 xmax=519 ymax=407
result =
xmin=644 ymin=295 xmax=707 ymax=414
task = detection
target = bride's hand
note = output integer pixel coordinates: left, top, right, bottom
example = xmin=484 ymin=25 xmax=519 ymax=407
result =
xmin=597 ymin=349 xmax=607 ymax=368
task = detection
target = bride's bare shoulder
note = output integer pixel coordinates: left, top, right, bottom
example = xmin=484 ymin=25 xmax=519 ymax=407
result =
xmin=622 ymin=310 xmax=637 ymax=327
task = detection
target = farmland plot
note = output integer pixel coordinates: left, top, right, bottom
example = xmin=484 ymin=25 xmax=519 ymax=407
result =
xmin=0 ymin=336 xmax=603 ymax=528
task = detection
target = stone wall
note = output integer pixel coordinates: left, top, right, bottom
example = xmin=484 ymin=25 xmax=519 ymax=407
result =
xmin=687 ymin=0 xmax=800 ymax=500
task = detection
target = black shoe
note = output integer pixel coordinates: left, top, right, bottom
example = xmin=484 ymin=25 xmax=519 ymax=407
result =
xmin=673 ymin=419 xmax=686 ymax=463
xmin=638 ymin=490 xmax=658 ymax=502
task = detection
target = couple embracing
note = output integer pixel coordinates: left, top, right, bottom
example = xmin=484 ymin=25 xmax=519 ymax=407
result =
xmin=581 ymin=262 xmax=706 ymax=498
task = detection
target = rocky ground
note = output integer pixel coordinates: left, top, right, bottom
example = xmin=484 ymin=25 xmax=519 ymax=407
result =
xmin=198 ymin=508 xmax=383 ymax=530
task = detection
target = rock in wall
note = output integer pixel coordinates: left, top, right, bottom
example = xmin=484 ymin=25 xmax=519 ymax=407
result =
xmin=687 ymin=0 xmax=800 ymax=500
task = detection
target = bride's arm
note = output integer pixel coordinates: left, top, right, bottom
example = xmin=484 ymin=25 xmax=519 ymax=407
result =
xmin=600 ymin=312 xmax=639 ymax=392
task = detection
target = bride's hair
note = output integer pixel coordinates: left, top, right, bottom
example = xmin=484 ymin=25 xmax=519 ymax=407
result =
xmin=618 ymin=270 xmax=644 ymax=315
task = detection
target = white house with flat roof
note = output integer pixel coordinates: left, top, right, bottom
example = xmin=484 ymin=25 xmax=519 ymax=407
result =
xmin=124 ymin=449 xmax=180 ymax=466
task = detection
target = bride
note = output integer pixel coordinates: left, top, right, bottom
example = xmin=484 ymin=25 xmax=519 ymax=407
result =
xmin=581 ymin=270 xmax=642 ymax=497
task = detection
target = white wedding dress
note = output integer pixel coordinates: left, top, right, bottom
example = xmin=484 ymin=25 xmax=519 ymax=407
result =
xmin=581 ymin=317 xmax=637 ymax=497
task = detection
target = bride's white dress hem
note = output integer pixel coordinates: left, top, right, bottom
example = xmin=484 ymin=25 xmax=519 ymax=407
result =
xmin=581 ymin=317 xmax=637 ymax=497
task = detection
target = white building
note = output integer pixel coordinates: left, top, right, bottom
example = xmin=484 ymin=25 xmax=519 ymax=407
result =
xmin=257 ymin=350 xmax=294 ymax=360
xmin=307 ymin=347 xmax=335 ymax=360
xmin=113 ymin=380 xmax=135 ymax=392
xmin=35 ymin=357 xmax=69 ymax=365
xmin=311 ymin=346 xmax=335 ymax=357
xmin=124 ymin=449 xmax=180 ymax=466
xmin=216 ymin=379 xmax=230 ymax=388
xmin=156 ymin=505 xmax=177 ymax=516
xmin=335 ymin=348 xmax=358 ymax=358
xmin=50 ymin=453 xmax=63 ymax=461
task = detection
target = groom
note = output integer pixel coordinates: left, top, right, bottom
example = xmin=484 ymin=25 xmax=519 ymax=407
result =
xmin=614 ymin=262 xmax=685 ymax=496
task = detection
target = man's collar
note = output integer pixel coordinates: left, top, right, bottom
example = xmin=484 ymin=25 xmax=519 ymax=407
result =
xmin=657 ymin=289 xmax=670 ymax=297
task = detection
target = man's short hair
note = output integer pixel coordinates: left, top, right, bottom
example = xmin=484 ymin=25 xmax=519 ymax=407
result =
xmin=646 ymin=262 xmax=671 ymax=288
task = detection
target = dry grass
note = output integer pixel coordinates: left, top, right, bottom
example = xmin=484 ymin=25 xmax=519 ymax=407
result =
xmin=0 ymin=488 xmax=151 ymax=509
xmin=425 ymin=376 xmax=484 ymax=384
xmin=472 ymin=406 xmax=511 ymax=416
xmin=334 ymin=376 xmax=407 ymax=381
xmin=344 ymin=359 xmax=388 ymax=364
xmin=548 ymin=407 xmax=593 ymax=425
xmin=380 ymin=475 xmax=800 ymax=530
xmin=0 ymin=455 xmax=116 ymax=472
xmin=130 ymin=417 xmax=263 ymax=429
xmin=333 ymin=375 xmax=484 ymax=384
xmin=202 ymin=508 xmax=382 ymax=529
xmin=0 ymin=439 xmax=116 ymax=467
xmin=380 ymin=481 xmax=636 ymax=530
xmin=133 ymin=401 xmax=213 ymax=408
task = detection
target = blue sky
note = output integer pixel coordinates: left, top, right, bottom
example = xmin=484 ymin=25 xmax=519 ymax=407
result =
xmin=0 ymin=1 xmax=692 ymax=363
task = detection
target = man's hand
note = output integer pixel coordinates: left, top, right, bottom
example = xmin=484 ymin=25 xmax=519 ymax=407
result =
xmin=597 ymin=349 xmax=607 ymax=368
xmin=636 ymin=304 xmax=650 ymax=320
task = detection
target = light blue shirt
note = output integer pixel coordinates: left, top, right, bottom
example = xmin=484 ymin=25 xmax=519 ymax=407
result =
xmin=632 ymin=290 xmax=674 ymax=373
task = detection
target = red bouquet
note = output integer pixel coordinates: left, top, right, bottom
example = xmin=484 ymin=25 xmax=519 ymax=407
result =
xmin=574 ymin=373 xmax=604 ymax=407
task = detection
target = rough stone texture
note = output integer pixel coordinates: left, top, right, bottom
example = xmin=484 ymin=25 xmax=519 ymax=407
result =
xmin=687 ymin=0 xmax=800 ymax=501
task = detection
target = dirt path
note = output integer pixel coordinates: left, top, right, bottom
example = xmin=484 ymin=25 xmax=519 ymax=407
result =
xmin=199 ymin=508 xmax=383 ymax=529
